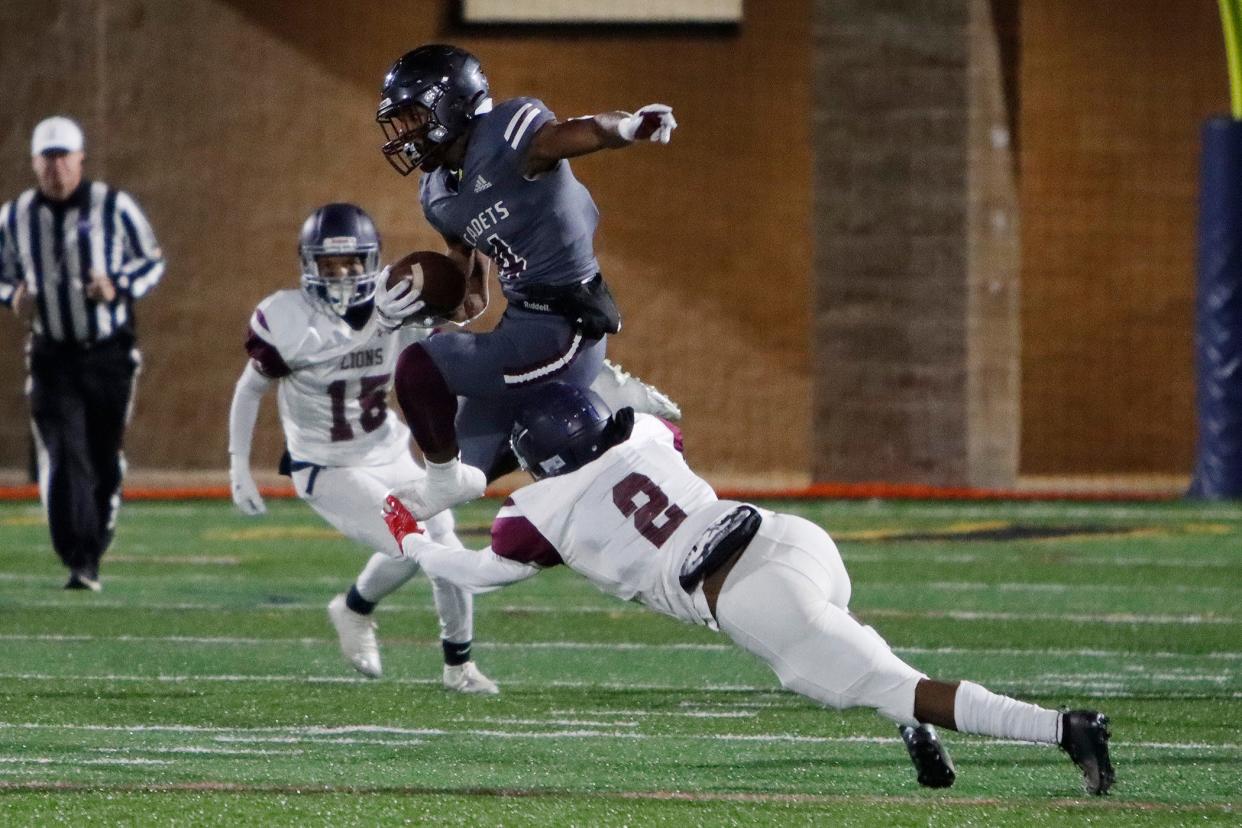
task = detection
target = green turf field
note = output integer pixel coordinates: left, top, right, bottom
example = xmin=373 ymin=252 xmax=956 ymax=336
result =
xmin=0 ymin=497 xmax=1239 ymax=825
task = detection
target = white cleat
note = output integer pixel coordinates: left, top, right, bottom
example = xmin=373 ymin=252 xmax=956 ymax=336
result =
xmin=591 ymin=359 xmax=682 ymax=421
xmin=443 ymin=661 xmax=500 ymax=695
xmin=327 ymin=594 xmax=382 ymax=679
xmin=394 ymin=457 xmax=487 ymax=520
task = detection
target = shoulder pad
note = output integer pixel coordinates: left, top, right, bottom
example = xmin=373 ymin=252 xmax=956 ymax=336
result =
xmin=490 ymin=97 xmax=556 ymax=156
xmin=247 ymin=290 xmax=315 ymax=375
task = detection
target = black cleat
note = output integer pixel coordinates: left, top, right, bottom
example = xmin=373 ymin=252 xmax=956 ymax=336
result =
xmin=900 ymin=724 xmax=956 ymax=788
xmin=64 ymin=569 xmax=101 ymax=592
xmin=1059 ymin=710 xmax=1115 ymax=795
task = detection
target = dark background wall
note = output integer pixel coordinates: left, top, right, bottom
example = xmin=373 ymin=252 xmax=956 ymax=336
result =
xmin=0 ymin=0 xmax=812 ymax=482
xmin=0 ymin=0 xmax=1227 ymax=484
xmin=1018 ymin=0 xmax=1225 ymax=475
xmin=812 ymin=0 xmax=1022 ymax=487
xmin=812 ymin=0 xmax=1222 ymax=485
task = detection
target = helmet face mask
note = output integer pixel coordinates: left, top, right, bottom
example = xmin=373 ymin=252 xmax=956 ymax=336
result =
xmin=377 ymin=44 xmax=491 ymax=175
xmin=301 ymin=252 xmax=379 ymax=317
xmin=298 ymin=204 xmax=381 ymax=317
xmin=378 ymin=101 xmax=448 ymax=175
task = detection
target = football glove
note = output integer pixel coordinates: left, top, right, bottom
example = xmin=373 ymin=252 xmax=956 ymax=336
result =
xmin=229 ymin=456 xmax=266 ymax=516
xmin=382 ymin=494 xmax=425 ymax=556
xmin=374 ymin=264 xmax=427 ymax=330
xmin=618 ymin=104 xmax=677 ymax=144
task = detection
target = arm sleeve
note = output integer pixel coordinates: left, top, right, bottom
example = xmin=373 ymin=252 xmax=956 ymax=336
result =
xmin=113 ymin=190 xmax=165 ymax=299
xmin=406 ymin=536 xmax=541 ymax=593
xmin=228 ymin=362 xmax=272 ymax=457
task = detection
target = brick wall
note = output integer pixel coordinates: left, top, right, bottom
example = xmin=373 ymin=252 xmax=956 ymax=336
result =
xmin=811 ymin=0 xmax=1019 ymax=485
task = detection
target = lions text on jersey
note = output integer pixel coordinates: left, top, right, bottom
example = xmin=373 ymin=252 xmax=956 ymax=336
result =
xmin=419 ymin=97 xmax=600 ymax=299
xmin=245 ymin=290 xmax=425 ymax=467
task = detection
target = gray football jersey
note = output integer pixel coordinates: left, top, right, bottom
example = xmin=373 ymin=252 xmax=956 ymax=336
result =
xmin=419 ymin=97 xmax=600 ymax=299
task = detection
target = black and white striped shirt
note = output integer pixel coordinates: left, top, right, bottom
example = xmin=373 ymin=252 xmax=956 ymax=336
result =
xmin=0 ymin=180 xmax=164 ymax=344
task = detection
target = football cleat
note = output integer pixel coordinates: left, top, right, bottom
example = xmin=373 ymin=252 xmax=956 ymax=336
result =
xmin=443 ymin=661 xmax=500 ymax=695
xmin=394 ymin=458 xmax=487 ymax=520
xmin=899 ymin=724 xmax=956 ymax=789
xmin=64 ymin=569 xmax=101 ymax=592
xmin=1059 ymin=710 xmax=1115 ymax=795
xmin=327 ymin=594 xmax=382 ymax=678
xmin=591 ymin=359 xmax=682 ymax=421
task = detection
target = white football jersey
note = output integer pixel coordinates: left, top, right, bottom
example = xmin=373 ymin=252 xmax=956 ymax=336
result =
xmin=245 ymin=289 xmax=426 ymax=467
xmin=493 ymin=414 xmax=747 ymax=627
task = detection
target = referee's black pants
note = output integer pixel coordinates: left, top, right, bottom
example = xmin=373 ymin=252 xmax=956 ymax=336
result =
xmin=27 ymin=334 xmax=138 ymax=576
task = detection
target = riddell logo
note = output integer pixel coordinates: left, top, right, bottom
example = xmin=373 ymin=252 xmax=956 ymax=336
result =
xmin=322 ymin=236 xmax=357 ymax=252
xmin=474 ymin=175 xmax=492 ymax=193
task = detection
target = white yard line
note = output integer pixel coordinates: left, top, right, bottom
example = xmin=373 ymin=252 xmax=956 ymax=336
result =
xmin=0 ymin=672 xmax=1234 ymax=695
xmin=0 ymin=600 xmax=635 ymax=614
xmin=2 ymin=635 xmax=1240 ymax=662
xmin=843 ymin=552 xmax=1238 ymax=568
xmin=0 ymin=634 xmax=728 ymax=650
xmin=89 ymin=746 xmax=301 ymax=756
xmin=863 ymin=608 xmax=1237 ymax=624
xmin=5 ymin=600 xmax=1238 ymax=623
xmin=0 ymin=755 xmax=171 ymax=766
xmin=916 ymin=581 xmax=1235 ymax=594
xmin=859 ymin=504 xmax=1242 ymax=522
xmin=0 ymin=722 xmax=1236 ymax=754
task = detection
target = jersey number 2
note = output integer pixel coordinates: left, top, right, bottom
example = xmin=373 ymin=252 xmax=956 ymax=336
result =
xmin=327 ymin=374 xmax=389 ymax=442
xmin=611 ymin=472 xmax=688 ymax=548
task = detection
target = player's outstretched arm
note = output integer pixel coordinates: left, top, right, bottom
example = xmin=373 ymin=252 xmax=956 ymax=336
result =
xmin=227 ymin=362 xmax=273 ymax=516
xmin=384 ymin=495 xmax=539 ymax=590
xmin=524 ymin=104 xmax=677 ymax=176
xmin=407 ymin=537 xmax=540 ymax=593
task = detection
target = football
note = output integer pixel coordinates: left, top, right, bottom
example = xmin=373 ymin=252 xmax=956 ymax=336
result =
xmin=384 ymin=250 xmax=468 ymax=325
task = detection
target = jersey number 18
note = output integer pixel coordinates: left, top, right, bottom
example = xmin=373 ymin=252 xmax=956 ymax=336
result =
xmin=327 ymin=374 xmax=389 ymax=442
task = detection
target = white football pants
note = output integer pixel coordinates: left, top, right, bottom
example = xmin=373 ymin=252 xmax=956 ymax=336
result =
xmin=293 ymin=452 xmax=473 ymax=643
xmin=715 ymin=513 xmax=924 ymax=725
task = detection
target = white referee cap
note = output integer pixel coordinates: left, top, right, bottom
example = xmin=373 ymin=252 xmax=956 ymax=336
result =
xmin=31 ymin=116 xmax=85 ymax=156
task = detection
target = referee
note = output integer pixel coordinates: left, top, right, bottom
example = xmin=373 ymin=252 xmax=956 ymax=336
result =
xmin=0 ymin=116 xmax=164 ymax=591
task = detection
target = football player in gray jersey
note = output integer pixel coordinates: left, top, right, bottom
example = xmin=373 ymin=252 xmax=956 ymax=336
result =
xmin=373 ymin=43 xmax=677 ymax=520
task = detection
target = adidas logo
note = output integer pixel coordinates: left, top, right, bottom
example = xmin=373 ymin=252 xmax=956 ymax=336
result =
xmin=473 ymin=175 xmax=492 ymax=193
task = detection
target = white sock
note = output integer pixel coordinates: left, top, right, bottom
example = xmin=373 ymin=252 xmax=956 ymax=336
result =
xmin=425 ymin=456 xmax=461 ymax=482
xmin=953 ymin=680 xmax=1061 ymax=744
xmin=430 ymin=575 xmax=473 ymax=643
xmin=355 ymin=552 xmax=420 ymax=603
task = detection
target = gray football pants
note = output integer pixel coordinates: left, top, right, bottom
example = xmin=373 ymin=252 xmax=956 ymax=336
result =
xmin=424 ymin=307 xmax=605 ymax=473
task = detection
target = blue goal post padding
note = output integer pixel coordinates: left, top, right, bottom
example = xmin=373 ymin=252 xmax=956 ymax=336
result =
xmin=1191 ymin=117 xmax=1242 ymax=499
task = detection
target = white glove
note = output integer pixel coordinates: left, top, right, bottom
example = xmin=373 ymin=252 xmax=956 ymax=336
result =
xmin=617 ymin=104 xmax=677 ymax=144
xmin=229 ymin=455 xmax=266 ymax=516
xmin=374 ymin=264 xmax=427 ymax=329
